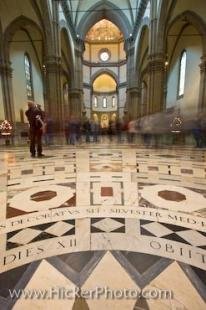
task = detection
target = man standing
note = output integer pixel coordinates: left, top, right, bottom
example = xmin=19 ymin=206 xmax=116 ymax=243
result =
xmin=25 ymin=101 xmax=45 ymax=157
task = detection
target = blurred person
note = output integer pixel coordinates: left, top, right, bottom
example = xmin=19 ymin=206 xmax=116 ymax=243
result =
xmin=76 ymin=117 xmax=81 ymax=144
xmin=200 ymin=114 xmax=206 ymax=147
xmin=44 ymin=116 xmax=54 ymax=145
xmin=25 ymin=101 xmax=45 ymax=157
xmin=127 ymin=119 xmax=137 ymax=143
xmin=65 ymin=119 xmax=69 ymax=144
xmin=108 ymin=120 xmax=115 ymax=142
xmin=83 ymin=118 xmax=91 ymax=143
xmin=91 ymin=119 xmax=100 ymax=143
xmin=192 ymin=116 xmax=203 ymax=148
xmin=115 ymin=118 xmax=123 ymax=144
xmin=68 ymin=115 xmax=78 ymax=145
xmin=142 ymin=117 xmax=152 ymax=147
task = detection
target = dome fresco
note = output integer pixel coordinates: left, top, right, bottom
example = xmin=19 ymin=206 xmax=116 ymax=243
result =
xmin=85 ymin=19 xmax=123 ymax=42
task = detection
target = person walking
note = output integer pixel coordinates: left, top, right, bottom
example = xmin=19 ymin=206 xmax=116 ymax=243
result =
xmin=25 ymin=101 xmax=45 ymax=157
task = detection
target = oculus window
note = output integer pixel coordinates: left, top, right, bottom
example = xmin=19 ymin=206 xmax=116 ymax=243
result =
xmin=99 ymin=49 xmax=110 ymax=62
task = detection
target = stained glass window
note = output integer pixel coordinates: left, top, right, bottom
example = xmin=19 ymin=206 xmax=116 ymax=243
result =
xmin=112 ymin=97 xmax=116 ymax=107
xmin=103 ymin=97 xmax=107 ymax=108
xmin=94 ymin=96 xmax=98 ymax=107
xmin=178 ymin=51 xmax=187 ymax=98
xmin=24 ymin=54 xmax=34 ymax=100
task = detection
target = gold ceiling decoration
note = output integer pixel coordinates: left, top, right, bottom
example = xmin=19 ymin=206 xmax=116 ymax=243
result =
xmin=93 ymin=74 xmax=117 ymax=92
xmin=86 ymin=19 xmax=123 ymax=42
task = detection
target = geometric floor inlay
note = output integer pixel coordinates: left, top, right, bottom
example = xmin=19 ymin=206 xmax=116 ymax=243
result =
xmin=0 ymin=145 xmax=206 ymax=308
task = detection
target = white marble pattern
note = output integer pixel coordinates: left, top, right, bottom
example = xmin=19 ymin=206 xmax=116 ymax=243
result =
xmin=45 ymin=221 xmax=74 ymax=237
xmin=13 ymin=260 xmax=76 ymax=310
xmin=145 ymin=262 xmax=206 ymax=310
xmin=141 ymin=222 xmax=173 ymax=237
xmin=82 ymin=251 xmax=139 ymax=310
xmin=8 ymin=228 xmax=41 ymax=245
xmin=141 ymin=184 xmax=206 ymax=212
xmin=9 ymin=185 xmax=75 ymax=212
xmin=176 ymin=230 xmax=206 ymax=247
xmin=92 ymin=218 xmax=124 ymax=232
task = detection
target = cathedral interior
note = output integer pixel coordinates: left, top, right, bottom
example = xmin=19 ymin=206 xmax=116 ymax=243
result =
xmin=0 ymin=0 xmax=206 ymax=309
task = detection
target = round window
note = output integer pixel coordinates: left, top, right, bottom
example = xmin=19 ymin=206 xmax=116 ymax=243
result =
xmin=99 ymin=49 xmax=110 ymax=62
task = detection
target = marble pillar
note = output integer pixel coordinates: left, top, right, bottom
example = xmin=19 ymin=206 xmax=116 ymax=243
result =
xmin=68 ymin=39 xmax=84 ymax=118
xmin=0 ymin=60 xmax=15 ymax=124
xmin=126 ymin=87 xmax=141 ymax=119
xmin=125 ymin=39 xmax=140 ymax=119
xmin=45 ymin=56 xmax=63 ymax=128
xmin=198 ymin=56 xmax=206 ymax=111
xmin=69 ymin=89 xmax=83 ymax=118
xmin=147 ymin=54 xmax=166 ymax=114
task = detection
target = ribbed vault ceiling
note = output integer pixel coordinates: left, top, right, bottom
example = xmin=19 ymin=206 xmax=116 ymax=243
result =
xmin=64 ymin=0 xmax=140 ymax=37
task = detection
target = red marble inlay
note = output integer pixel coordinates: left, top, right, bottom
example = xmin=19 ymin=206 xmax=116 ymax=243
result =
xmin=30 ymin=191 xmax=57 ymax=202
xmin=101 ymin=187 xmax=113 ymax=197
xmin=158 ymin=190 xmax=186 ymax=202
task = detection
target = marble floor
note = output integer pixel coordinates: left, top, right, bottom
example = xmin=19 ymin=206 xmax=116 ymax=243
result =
xmin=0 ymin=145 xmax=206 ymax=309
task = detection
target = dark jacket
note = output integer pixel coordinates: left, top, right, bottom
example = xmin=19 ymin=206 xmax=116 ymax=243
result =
xmin=25 ymin=107 xmax=44 ymax=130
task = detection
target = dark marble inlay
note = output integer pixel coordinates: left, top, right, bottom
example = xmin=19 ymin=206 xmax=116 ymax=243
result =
xmin=54 ymin=167 xmax=65 ymax=172
xmin=134 ymin=297 xmax=149 ymax=310
xmin=72 ymin=296 xmax=90 ymax=310
xmin=6 ymin=206 xmax=36 ymax=219
xmin=191 ymin=266 xmax=206 ymax=287
xmin=59 ymin=251 xmax=96 ymax=273
xmin=30 ymin=190 xmax=57 ymax=202
xmin=0 ymin=264 xmax=30 ymax=298
xmin=148 ymin=166 xmax=159 ymax=171
xmin=181 ymin=169 xmax=193 ymax=174
xmin=21 ymin=169 xmax=33 ymax=175
xmin=158 ymin=190 xmax=186 ymax=202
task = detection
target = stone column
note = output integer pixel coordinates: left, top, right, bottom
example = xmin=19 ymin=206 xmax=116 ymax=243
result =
xmin=45 ymin=56 xmax=63 ymax=128
xmin=126 ymin=87 xmax=141 ymax=118
xmin=69 ymin=89 xmax=83 ymax=117
xmin=147 ymin=54 xmax=166 ymax=114
xmin=0 ymin=60 xmax=15 ymax=124
xmin=69 ymin=38 xmax=84 ymax=118
xmin=198 ymin=56 xmax=206 ymax=111
xmin=147 ymin=0 xmax=166 ymax=114
xmin=125 ymin=38 xmax=140 ymax=119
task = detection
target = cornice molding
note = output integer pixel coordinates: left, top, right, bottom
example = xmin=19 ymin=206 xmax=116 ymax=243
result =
xmin=83 ymin=59 xmax=126 ymax=67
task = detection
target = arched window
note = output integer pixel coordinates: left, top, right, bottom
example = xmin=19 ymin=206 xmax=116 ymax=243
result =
xmin=178 ymin=50 xmax=187 ymax=98
xmin=24 ymin=53 xmax=34 ymax=100
xmin=63 ymin=83 xmax=69 ymax=105
xmin=103 ymin=97 xmax=107 ymax=108
xmin=94 ymin=96 xmax=98 ymax=107
xmin=112 ymin=96 xmax=116 ymax=108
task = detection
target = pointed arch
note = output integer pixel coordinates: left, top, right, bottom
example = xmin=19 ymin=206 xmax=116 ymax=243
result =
xmin=91 ymin=69 xmax=118 ymax=86
xmin=133 ymin=17 xmax=149 ymax=70
xmin=166 ymin=10 xmax=206 ymax=55
xmin=60 ymin=23 xmax=75 ymax=80
xmin=76 ymin=1 xmax=132 ymax=40
xmin=3 ymin=15 xmax=45 ymax=61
